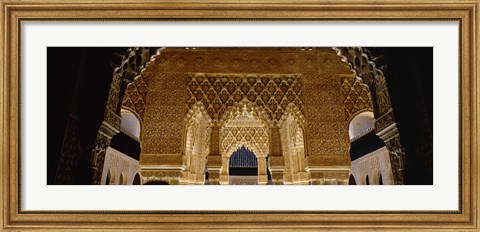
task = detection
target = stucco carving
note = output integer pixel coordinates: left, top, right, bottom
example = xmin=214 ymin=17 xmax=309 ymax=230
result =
xmin=341 ymin=75 xmax=374 ymax=122
xmin=220 ymin=100 xmax=270 ymax=158
xmin=334 ymin=47 xmax=406 ymax=184
xmin=101 ymin=147 xmax=140 ymax=185
xmin=122 ymin=76 xmax=148 ymax=122
xmin=132 ymin=48 xmax=359 ymax=184
xmin=187 ymin=73 xmax=303 ymax=122
xmin=182 ymin=102 xmax=212 ymax=184
xmin=350 ymin=146 xmax=393 ymax=185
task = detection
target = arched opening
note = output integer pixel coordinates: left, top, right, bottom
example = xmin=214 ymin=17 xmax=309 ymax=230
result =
xmin=218 ymin=100 xmax=271 ymax=185
xmin=110 ymin=110 xmax=142 ymax=163
xmin=365 ymin=175 xmax=370 ymax=185
xmin=119 ymin=172 xmax=127 ymax=185
xmin=120 ymin=111 xmax=141 ymax=140
xmin=348 ymin=174 xmax=356 ymax=185
xmin=378 ymin=173 xmax=384 ymax=185
xmin=132 ymin=173 xmax=141 ymax=185
xmin=106 ymin=168 xmax=115 ymax=185
xmin=228 ymin=146 xmax=258 ymax=185
xmin=348 ymin=111 xmax=375 ymax=141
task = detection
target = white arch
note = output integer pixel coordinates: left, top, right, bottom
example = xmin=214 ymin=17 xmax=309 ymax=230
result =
xmin=119 ymin=172 xmax=127 ymax=185
xmin=106 ymin=168 xmax=116 ymax=185
xmin=120 ymin=110 xmax=141 ymax=140
xmin=348 ymin=111 xmax=375 ymax=140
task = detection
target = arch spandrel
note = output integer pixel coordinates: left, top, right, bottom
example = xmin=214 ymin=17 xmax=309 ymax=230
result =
xmin=279 ymin=103 xmax=305 ymax=127
xmin=340 ymin=75 xmax=374 ymax=123
xmin=119 ymin=109 xmax=142 ymax=140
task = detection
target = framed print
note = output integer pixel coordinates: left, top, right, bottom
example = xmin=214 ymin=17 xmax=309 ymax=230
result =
xmin=1 ymin=0 xmax=479 ymax=231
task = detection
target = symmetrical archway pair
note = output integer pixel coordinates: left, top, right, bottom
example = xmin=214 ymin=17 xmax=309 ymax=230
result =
xmin=182 ymin=99 xmax=306 ymax=185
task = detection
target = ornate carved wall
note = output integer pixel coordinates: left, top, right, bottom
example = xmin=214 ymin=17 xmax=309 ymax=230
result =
xmin=122 ymin=76 xmax=148 ymax=122
xmin=52 ymin=47 xmax=429 ymax=185
xmin=279 ymin=105 xmax=308 ymax=184
xmin=341 ymin=76 xmax=374 ymax=122
xmin=350 ymin=146 xmax=394 ymax=185
xmin=219 ymin=100 xmax=270 ymax=184
xmin=181 ymin=102 xmax=212 ymax=184
xmin=334 ymin=47 xmax=406 ymax=184
xmin=101 ymin=147 xmax=140 ymax=185
xmin=132 ymin=48 xmax=359 ymax=185
xmin=187 ymin=73 xmax=303 ymax=122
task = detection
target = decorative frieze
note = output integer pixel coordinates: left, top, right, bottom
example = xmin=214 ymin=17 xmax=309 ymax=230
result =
xmin=350 ymin=146 xmax=393 ymax=185
xmin=101 ymin=147 xmax=140 ymax=185
xmin=187 ymin=73 xmax=303 ymax=122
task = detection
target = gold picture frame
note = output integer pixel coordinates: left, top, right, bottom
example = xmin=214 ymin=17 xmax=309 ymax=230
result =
xmin=1 ymin=0 xmax=478 ymax=231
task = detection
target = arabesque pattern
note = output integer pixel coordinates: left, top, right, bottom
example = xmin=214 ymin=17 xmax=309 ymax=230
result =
xmin=341 ymin=76 xmax=373 ymax=121
xmin=122 ymin=77 xmax=148 ymax=121
xmin=220 ymin=100 xmax=270 ymax=158
xmin=187 ymin=74 xmax=303 ymax=121
xmin=221 ymin=126 xmax=269 ymax=158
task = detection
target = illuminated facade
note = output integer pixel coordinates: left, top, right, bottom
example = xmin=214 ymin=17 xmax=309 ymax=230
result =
xmin=47 ymin=47 xmax=433 ymax=185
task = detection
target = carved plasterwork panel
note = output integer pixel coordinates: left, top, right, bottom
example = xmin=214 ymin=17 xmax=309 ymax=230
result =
xmin=333 ymin=47 xmax=392 ymax=118
xmin=86 ymin=48 xmax=162 ymax=184
xmin=150 ymin=48 xmax=341 ymax=75
xmin=280 ymin=106 xmax=308 ymax=184
xmin=114 ymin=47 xmax=161 ymax=84
xmin=122 ymin=76 xmax=148 ymax=121
xmin=101 ymin=147 xmax=140 ymax=185
xmin=187 ymin=73 xmax=303 ymax=122
xmin=183 ymin=102 xmax=212 ymax=184
xmin=220 ymin=100 xmax=270 ymax=158
xmin=141 ymin=72 xmax=188 ymax=155
xmin=221 ymin=126 xmax=269 ymax=158
xmin=114 ymin=47 xmax=162 ymax=124
xmin=302 ymin=74 xmax=350 ymax=167
xmin=341 ymin=76 xmax=374 ymax=122
xmin=350 ymin=146 xmax=393 ymax=185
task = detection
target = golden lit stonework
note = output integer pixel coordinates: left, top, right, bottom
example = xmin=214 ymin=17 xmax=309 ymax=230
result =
xmin=124 ymin=47 xmax=358 ymax=185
